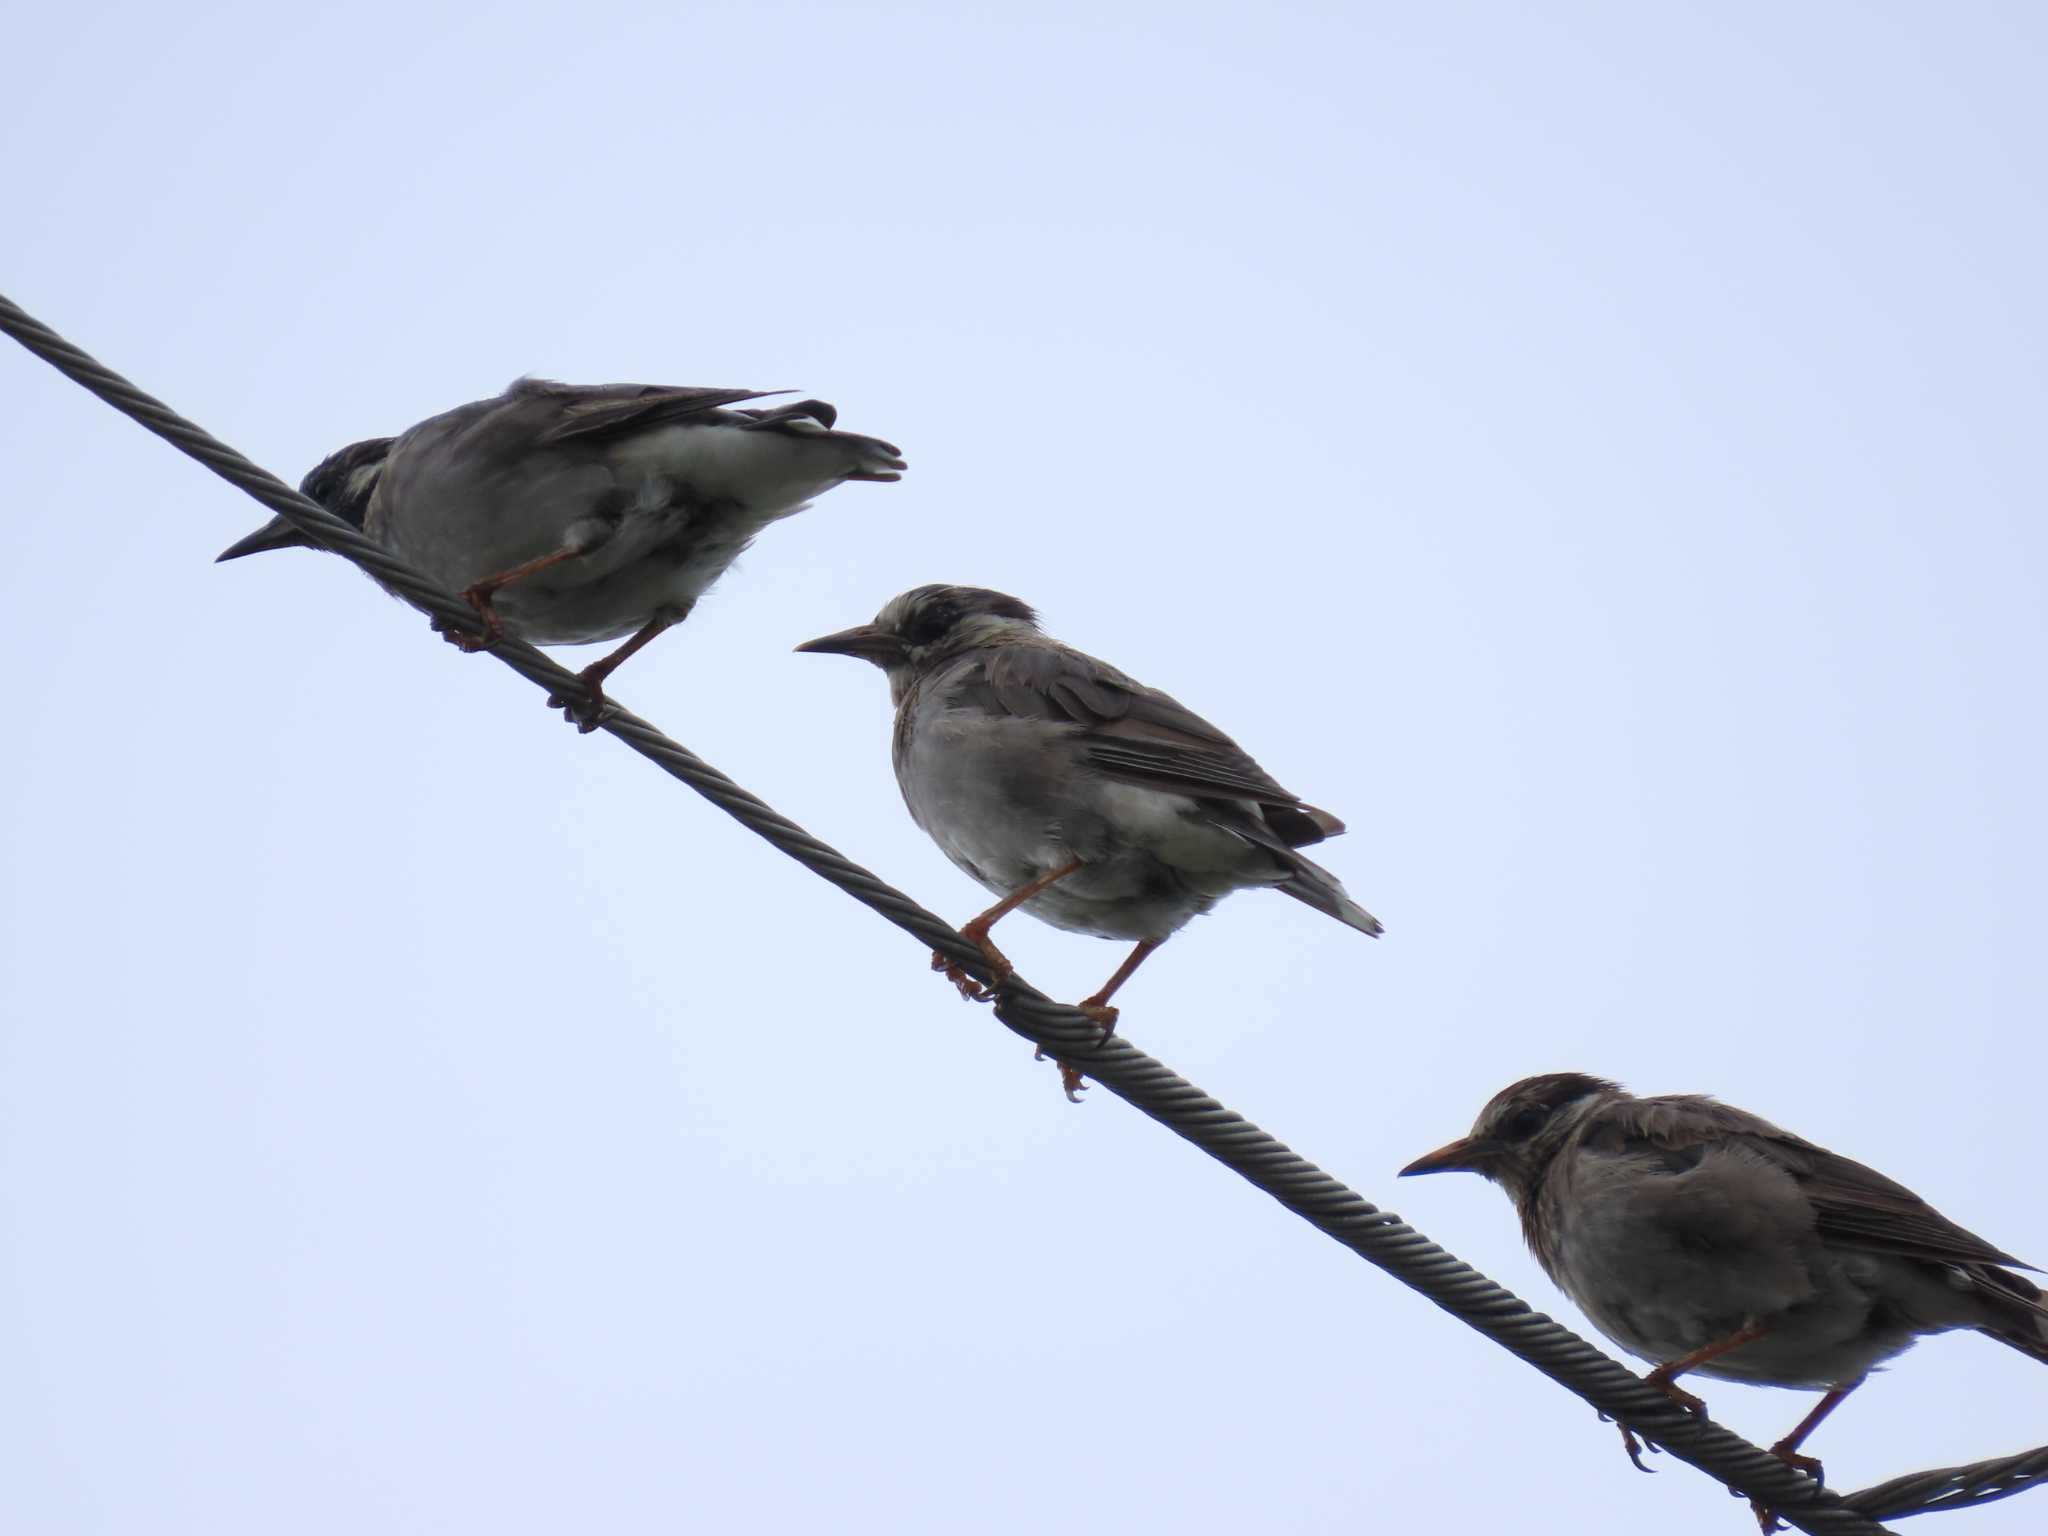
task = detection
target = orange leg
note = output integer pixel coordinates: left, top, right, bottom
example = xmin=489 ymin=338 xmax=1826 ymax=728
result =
xmin=1045 ymin=936 xmax=1166 ymax=1101
xmin=1075 ymin=937 xmax=1165 ymax=1038
xmin=547 ymin=609 xmax=684 ymax=732
xmin=1640 ymin=1319 xmax=1769 ymax=1418
xmin=1611 ymin=1322 xmax=1768 ymax=1476
xmin=438 ymin=544 xmax=590 ymax=652
xmin=1746 ymin=1376 xmax=1865 ymax=1532
xmin=930 ymin=858 xmax=1084 ymax=1001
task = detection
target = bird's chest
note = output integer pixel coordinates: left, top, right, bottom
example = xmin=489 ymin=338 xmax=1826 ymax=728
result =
xmin=1538 ymin=1157 xmax=1876 ymax=1387
xmin=894 ymin=705 xmax=1073 ymax=882
xmin=1543 ymin=1185 xmax=1738 ymax=1366
xmin=889 ymin=698 xmax=1211 ymax=939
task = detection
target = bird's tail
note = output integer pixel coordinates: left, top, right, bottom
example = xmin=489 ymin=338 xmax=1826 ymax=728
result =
xmin=1970 ymin=1267 xmax=2048 ymax=1365
xmin=1276 ymin=850 xmax=1383 ymax=937
xmin=737 ymin=400 xmax=906 ymax=482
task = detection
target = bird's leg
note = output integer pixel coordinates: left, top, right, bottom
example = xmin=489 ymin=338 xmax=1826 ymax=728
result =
xmin=441 ymin=544 xmax=590 ymax=653
xmin=930 ymin=857 xmax=1084 ymax=1001
xmin=1745 ymin=1376 xmax=1866 ymax=1533
xmin=1640 ymin=1319 xmax=1769 ymax=1419
xmin=546 ymin=608 xmax=685 ymax=733
xmin=1075 ymin=937 xmax=1165 ymax=1040
xmin=1042 ymin=929 xmax=1163 ymax=1101
xmin=1768 ymin=1376 xmax=1862 ymax=1482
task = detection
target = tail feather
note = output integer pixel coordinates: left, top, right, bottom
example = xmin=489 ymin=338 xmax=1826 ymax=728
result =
xmin=735 ymin=400 xmax=906 ymax=481
xmin=1983 ymin=1326 xmax=2048 ymax=1366
xmin=838 ymin=430 xmax=908 ymax=481
xmin=1276 ymin=850 xmax=1383 ymax=937
xmin=1973 ymin=1266 xmax=2048 ymax=1365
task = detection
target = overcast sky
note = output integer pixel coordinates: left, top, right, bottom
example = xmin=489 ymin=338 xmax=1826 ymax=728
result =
xmin=5 ymin=4 xmax=2046 ymax=1532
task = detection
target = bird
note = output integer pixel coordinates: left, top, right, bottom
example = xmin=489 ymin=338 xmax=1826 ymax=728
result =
xmin=1400 ymin=1072 xmax=2048 ymax=1530
xmin=796 ymin=584 xmax=1380 ymax=1096
xmin=218 ymin=378 xmax=906 ymax=729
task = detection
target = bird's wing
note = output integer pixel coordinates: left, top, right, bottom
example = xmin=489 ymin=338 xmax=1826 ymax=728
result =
xmin=734 ymin=398 xmax=840 ymax=430
xmin=514 ymin=379 xmax=783 ymax=445
xmin=1605 ymin=1095 xmax=2035 ymax=1271
xmin=952 ymin=644 xmax=1344 ymax=847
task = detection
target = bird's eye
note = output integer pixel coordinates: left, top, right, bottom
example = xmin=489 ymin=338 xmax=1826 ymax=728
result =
xmin=1500 ymin=1106 xmax=1548 ymax=1142
xmin=900 ymin=603 xmax=956 ymax=648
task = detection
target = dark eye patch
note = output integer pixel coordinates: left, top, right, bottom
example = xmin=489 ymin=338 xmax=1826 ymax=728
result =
xmin=900 ymin=598 xmax=959 ymax=647
xmin=1500 ymin=1106 xmax=1548 ymax=1142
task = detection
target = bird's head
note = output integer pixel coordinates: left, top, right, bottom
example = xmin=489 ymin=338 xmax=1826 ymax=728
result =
xmin=1400 ymin=1072 xmax=1622 ymax=1203
xmin=215 ymin=436 xmax=395 ymax=562
xmin=300 ymin=437 xmax=394 ymax=526
xmin=796 ymin=584 xmax=1041 ymax=700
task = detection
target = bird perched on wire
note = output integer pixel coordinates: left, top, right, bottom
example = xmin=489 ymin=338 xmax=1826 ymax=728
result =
xmin=797 ymin=584 xmax=1379 ymax=1096
xmin=218 ymin=378 xmax=905 ymax=729
xmin=1401 ymin=1072 xmax=2048 ymax=1531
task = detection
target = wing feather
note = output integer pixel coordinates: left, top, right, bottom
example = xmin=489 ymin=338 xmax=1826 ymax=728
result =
xmin=1604 ymin=1096 xmax=2035 ymax=1271
xmin=516 ymin=380 xmax=783 ymax=445
xmin=951 ymin=644 xmax=1345 ymax=848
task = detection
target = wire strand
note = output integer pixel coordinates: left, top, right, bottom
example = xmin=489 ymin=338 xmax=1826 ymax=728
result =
xmin=6 ymin=289 xmax=2037 ymax=1534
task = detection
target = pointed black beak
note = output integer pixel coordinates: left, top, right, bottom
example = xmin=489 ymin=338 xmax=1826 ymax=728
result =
xmin=794 ymin=624 xmax=907 ymax=665
xmin=1398 ymin=1136 xmax=1496 ymax=1177
xmin=216 ymin=516 xmax=313 ymax=563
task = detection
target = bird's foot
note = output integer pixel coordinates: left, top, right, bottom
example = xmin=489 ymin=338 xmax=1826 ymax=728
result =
xmin=944 ymin=924 xmax=1015 ymax=1000
xmin=546 ymin=666 xmax=618 ymax=734
xmin=1076 ymin=999 xmax=1120 ymax=1045
xmin=1604 ymin=1415 xmax=1658 ymax=1474
xmin=1028 ymin=1045 xmax=1089 ymax=1102
xmin=1641 ymin=1366 xmax=1709 ymax=1420
xmin=450 ymin=585 xmax=508 ymax=652
xmin=930 ymin=950 xmax=994 ymax=1003
xmin=1743 ymin=1428 xmax=1824 ymax=1531
xmin=431 ymin=611 xmax=494 ymax=653
xmin=1769 ymin=1443 xmax=1824 ymax=1487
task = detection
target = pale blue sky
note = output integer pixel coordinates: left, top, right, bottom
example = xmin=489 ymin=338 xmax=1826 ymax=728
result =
xmin=5 ymin=4 xmax=2046 ymax=1532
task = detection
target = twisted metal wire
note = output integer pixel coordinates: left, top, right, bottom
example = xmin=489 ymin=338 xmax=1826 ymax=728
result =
xmin=6 ymin=290 xmax=2039 ymax=1534
xmin=1845 ymin=1446 xmax=2048 ymax=1522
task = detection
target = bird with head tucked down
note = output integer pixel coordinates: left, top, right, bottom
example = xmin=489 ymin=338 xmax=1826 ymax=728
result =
xmin=220 ymin=378 xmax=904 ymax=729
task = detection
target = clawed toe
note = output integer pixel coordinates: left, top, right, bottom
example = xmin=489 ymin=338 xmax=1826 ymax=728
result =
xmin=1612 ymin=1420 xmax=1658 ymax=1474
xmin=1771 ymin=1448 xmax=1824 ymax=1485
xmin=1028 ymin=1046 xmax=1089 ymax=1102
xmin=454 ymin=587 xmax=507 ymax=651
xmin=1643 ymin=1372 xmax=1708 ymax=1419
xmin=1076 ymin=1000 xmax=1120 ymax=1043
xmin=546 ymin=672 xmax=616 ymax=733
xmin=930 ymin=949 xmax=992 ymax=1002
xmin=432 ymin=613 xmax=493 ymax=653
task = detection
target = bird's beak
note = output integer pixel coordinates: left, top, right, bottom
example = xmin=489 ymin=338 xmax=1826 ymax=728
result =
xmin=794 ymin=624 xmax=907 ymax=665
xmin=216 ymin=516 xmax=313 ymax=563
xmin=1398 ymin=1136 xmax=1494 ymax=1177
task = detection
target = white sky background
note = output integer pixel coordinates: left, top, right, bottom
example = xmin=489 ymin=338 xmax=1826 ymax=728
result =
xmin=4 ymin=4 xmax=2045 ymax=1531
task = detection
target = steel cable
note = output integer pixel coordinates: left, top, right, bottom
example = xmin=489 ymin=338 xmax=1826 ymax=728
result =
xmin=7 ymin=290 xmax=2040 ymax=1534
